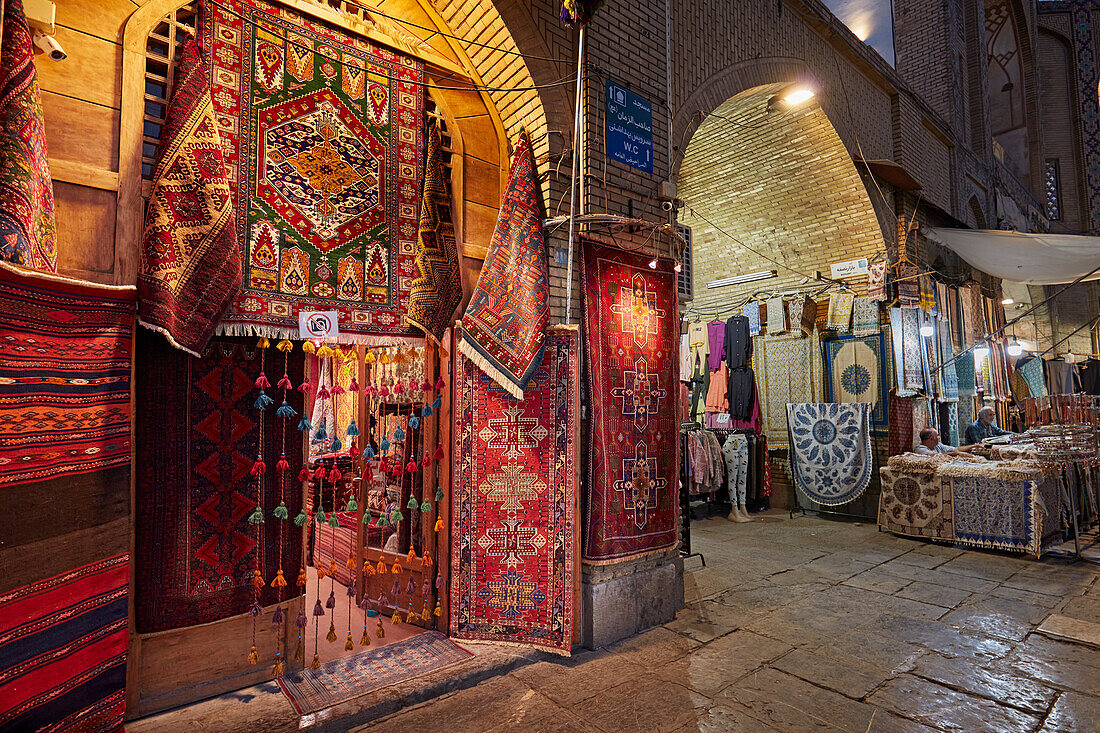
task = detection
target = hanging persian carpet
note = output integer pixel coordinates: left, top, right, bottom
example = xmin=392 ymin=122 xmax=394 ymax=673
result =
xmin=0 ymin=262 xmax=136 ymax=490
xmin=582 ymin=241 xmax=679 ymax=563
xmin=823 ymin=332 xmax=888 ymax=434
xmin=754 ymin=332 xmax=822 ymax=446
xmin=889 ymin=307 xmax=924 ymax=395
xmin=877 ymin=464 xmax=952 ymax=540
xmin=406 ymin=122 xmax=462 ymax=345
xmin=0 ymin=0 xmax=56 ymax=272
xmin=139 ymin=36 xmax=241 ymax=356
xmin=201 ymin=0 xmax=424 ymax=340
xmin=451 ymin=326 xmax=579 ymax=654
xmin=0 ymin=554 xmax=129 ymax=732
xmin=459 ymin=129 xmax=549 ymax=398
xmin=941 ymin=464 xmax=1044 ymax=554
xmin=134 ymin=332 xmax=305 ymax=632
xmin=786 ymin=403 xmax=872 ymax=506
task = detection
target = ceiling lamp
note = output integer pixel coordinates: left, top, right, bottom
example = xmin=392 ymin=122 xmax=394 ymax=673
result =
xmin=648 ymin=257 xmax=658 ymax=269
xmin=706 ymin=270 xmax=778 ymax=289
xmin=1001 ymin=297 xmax=1014 ymax=306
xmin=783 ymin=87 xmax=815 ymax=106
xmin=1007 ymin=338 xmax=1023 ymax=357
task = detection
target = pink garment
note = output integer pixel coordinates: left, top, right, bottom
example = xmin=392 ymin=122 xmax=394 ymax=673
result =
xmin=707 ymin=320 xmax=726 ymax=371
xmin=687 ymin=432 xmax=709 ymax=492
xmin=680 ymin=382 xmax=689 ymax=423
xmin=703 ymin=430 xmax=725 ymax=486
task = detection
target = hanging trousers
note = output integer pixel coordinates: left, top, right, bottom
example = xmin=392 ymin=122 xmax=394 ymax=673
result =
xmin=722 ymin=433 xmax=749 ymax=509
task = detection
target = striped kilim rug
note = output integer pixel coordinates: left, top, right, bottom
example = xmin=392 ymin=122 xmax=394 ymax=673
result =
xmin=277 ymin=632 xmax=472 ymax=714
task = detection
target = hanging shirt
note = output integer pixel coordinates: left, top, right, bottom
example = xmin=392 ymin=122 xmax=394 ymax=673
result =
xmin=707 ymin=320 xmax=726 ymax=371
xmin=706 ymin=363 xmax=729 ymax=413
xmin=679 ymin=333 xmax=691 ymax=382
xmin=688 ymin=321 xmax=708 ymax=374
xmin=725 ymin=316 xmax=752 ymax=369
xmin=728 ymin=366 xmax=756 ymax=422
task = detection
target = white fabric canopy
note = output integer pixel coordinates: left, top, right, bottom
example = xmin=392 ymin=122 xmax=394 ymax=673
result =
xmin=925 ymin=228 xmax=1100 ymax=284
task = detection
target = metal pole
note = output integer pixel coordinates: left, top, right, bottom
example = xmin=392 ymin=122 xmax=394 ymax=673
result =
xmin=564 ymin=24 xmax=585 ymax=326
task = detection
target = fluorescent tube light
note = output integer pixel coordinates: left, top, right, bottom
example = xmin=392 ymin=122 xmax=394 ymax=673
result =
xmin=706 ymin=270 xmax=777 ymax=289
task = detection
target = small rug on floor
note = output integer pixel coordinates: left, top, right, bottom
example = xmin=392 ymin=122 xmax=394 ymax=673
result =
xmin=277 ymin=632 xmax=473 ymax=714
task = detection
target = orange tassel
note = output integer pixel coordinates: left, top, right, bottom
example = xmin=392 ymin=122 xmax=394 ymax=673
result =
xmin=360 ymin=628 xmax=371 ymax=646
xmin=407 ymin=548 xmax=416 ymax=563
xmin=422 ymin=551 xmax=432 ymax=567
xmin=328 ymin=560 xmax=339 ymax=576
xmin=317 ymin=566 xmax=327 ymax=581
xmin=420 ymin=605 xmax=431 ymax=621
xmin=391 ymin=560 xmax=402 ymax=574
xmin=434 ymin=601 xmax=442 ymax=617
xmin=311 ymin=653 xmax=321 ymax=670
xmin=376 ymin=619 xmax=386 ymax=638
xmin=296 ymin=569 xmax=308 ymax=587
xmin=272 ymin=658 xmax=284 ymax=678
xmin=326 ymin=622 xmax=337 ymax=643
xmin=377 ymin=559 xmax=386 ymax=574
xmin=271 ymin=569 xmax=287 ymax=587
xmin=247 ymin=645 xmax=258 ymax=665
xmin=345 ymin=633 xmax=354 ymax=651
xmin=363 ymin=561 xmax=376 ymax=575
xmin=251 ymin=570 xmax=264 ymax=591
xmin=391 ymin=611 xmax=401 ymax=625
xmin=346 ymin=557 xmax=356 ymax=569
xmin=406 ymin=611 xmax=416 ymax=623
xmin=434 ymin=517 xmax=444 ymax=532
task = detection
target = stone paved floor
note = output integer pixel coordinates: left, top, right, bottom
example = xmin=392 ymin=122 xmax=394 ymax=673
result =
xmin=359 ymin=514 xmax=1100 ymax=732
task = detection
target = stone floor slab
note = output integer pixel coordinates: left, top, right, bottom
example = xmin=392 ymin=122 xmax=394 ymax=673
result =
xmin=894 ymin=581 xmax=973 ymax=609
xmin=769 ymin=645 xmax=892 ymax=699
xmin=867 ymin=674 xmax=1042 ymax=733
xmin=1037 ymin=613 xmax=1100 ymax=648
xmin=908 ymin=651 xmax=1057 ymax=715
xmin=1038 ymin=691 xmax=1100 ymax=733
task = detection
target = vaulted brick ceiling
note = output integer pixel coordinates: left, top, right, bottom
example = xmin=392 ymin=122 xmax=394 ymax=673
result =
xmin=678 ymin=83 xmax=886 ymax=312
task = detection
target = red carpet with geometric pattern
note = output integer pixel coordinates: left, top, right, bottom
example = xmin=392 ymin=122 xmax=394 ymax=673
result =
xmin=581 ymin=241 xmax=679 ymax=563
xmin=451 ymin=326 xmax=579 ymax=654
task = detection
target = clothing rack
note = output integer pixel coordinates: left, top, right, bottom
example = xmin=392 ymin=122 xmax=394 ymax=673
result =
xmin=679 ymin=423 xmax=705 ymax=568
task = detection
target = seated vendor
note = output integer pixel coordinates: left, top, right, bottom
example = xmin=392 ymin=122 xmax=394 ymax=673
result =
xmin=913 ymin=428 xmax=975 ymax=456
xmin=965 ymin=406 xmax=1015 ymax=444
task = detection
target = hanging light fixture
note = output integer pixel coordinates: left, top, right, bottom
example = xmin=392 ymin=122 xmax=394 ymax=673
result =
xmin=1007 ymin=338 xmax=1023 ymax=357
xmin=1001 ymin=297 xmax=1014 ymax=306
xmin=648 ymin=257 xmax=658 ymax=269
xmin=919 ymin=321 xmax=934 ymax=337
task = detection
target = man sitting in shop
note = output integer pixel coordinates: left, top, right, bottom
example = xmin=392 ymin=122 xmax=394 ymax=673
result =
xmin=964 ymin=405 xmax=1015 ymax=444
xmin=913 ymin=428 xmax=976 ymax=456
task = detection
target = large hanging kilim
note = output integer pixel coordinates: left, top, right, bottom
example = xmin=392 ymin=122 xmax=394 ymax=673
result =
xmin=755 ymin=332 xmax=822 ymax=445
xmin=451 ymin=326 xmax=578 ymax=654
xmin=459 ymin=130 xmax=549 ymax=398
xmin=877 ymin=467 xmax=952 ymax=540
xmin=201 ymin=0 xmax=424 ymax=340
xmin=889 ymin=307 xmax=924 ymax=395
xmin=0 ymin=554 xmax=128 ymax=733
xmin=786 ymin=403 xmax=872 ymax=506
xmin=277 ymin=632 xmax=471 ymax=714
xmin=0 ymin=262 xmax=136 ymax=488
xmin=134 ymin=332 xmax=305 ymax=632
xmin=406 ymin=123 xmax=461 ymax=345
xmin=823 ymin=332 xmax=888 ymax=435
xmin=887 ymin=393 xmax=919 ymax=456
xmin=0 ymin=0 xmax=56 ymax=272
xmin=582 ymin=241 xmax=679 ymax=563
xmin=140 ymin=36 xmax=241 ymax=356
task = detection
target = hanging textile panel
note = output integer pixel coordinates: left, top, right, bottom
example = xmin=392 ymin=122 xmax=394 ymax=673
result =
xmin=743 ymin=301 xmax=761 ymax=336
xmin=888 ymin=393 xmax=919 ymax=456
xmin=405 ymin=123 xmax=461 ymax=345
xmin=889 ymin=307 xmax=924 ymax=394
xmin=825 ymin=292 xmax=854 ymax=332
xmin=877 ymin=467 xmax=952 ymax=540
xmin=134 ymin=333 xmax=305 ymax=633
xmin=937 ymin=319 xmax=959 ymax=402
xmin=0 ymin=554 xmax=128 ymax=732
xmin=459 ymin=130 xmax=549 ymax=398
xmin=0 ymin=0 xmax=56 ymax=272
xmin=140 ymin=36 xmax=241 ymax=356
xmin=0 ymin=263 xmax=136 ymax=488
xmin=851 ymin=297 xmax=878 ymax=336
xmin=201 ymin=0 xmax=424 ymax=340
xmin=582 ymin=241 xmax=679 ymax=564
xmin=823 ymin=332 xmax=888 ymax=434
xmin=451 ymin=326 xmax=579 ymax=654
xmin=943 ymin=466 xmax=1046 ymax=554
xmin=786 ymin=403 xmax=872 ymax=506
xmin=755 ymin=332 xmax=822 ymax=446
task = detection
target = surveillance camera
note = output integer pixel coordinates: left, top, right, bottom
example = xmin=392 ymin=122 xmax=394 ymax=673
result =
xmin=661 ymin=200 xmax=674 ymax=212
xmin=33 ymin=33 xmax=66 ymax=61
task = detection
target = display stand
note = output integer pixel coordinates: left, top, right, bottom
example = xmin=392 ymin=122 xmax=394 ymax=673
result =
xmin=679 ymin=424 xmax=705 ymax=568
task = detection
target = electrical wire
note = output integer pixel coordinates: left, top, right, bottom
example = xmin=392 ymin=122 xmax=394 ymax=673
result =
xmin=204 ymin=0 xmax=577 ymax=93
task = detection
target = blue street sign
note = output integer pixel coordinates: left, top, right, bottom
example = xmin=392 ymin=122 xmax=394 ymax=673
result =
xmin=606 ymin=80 xmax=653 ymax=173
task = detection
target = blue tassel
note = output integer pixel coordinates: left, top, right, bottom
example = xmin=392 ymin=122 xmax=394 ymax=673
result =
xmin=432 ymin=395 xmax=441 ymax=410
xmin=297 ymin=417 xmax=312 ymax=432
xmin=409 ymin=415 xmax=420 ymax=429
xmin=380 ymin=437 xmax=390 ymax=452
xmin=347 ymin=419 xmax=360 ymax=437
xmin=254 ymin=390 xmax=274 ymax=411
xmin=365 ymin=444 xmax=376 ymax=460
xmin=315 ymin=424 xmax=328 ymax=442
xmin=422 ymin=404 xmax=433 ymax=417
xmin=276 ymin=401 xmax=296 ymax=419
xmin=331 ymin=436 xmax=342 ymax=452
xmin=393 ymin=426 xmax=405 ymax=441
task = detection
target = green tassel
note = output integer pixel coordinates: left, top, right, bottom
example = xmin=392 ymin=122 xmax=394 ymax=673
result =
xmin=316 ymin=509 xmax=327 ymax=525
xmin=346 ymin=497 xmax=358 ymax=511
xmin=247 ymin=507 xmax=265 ymax=524
xmin=390 ymin=508 xmax=404 ymax=524
xmin=407 ymin=496 xmax=419 ymax=510
xmin=328 ymin=514 xmax=340 ymax=528
xmin=294 ymin=510 xmax=308 ymax=526
xmin=273 ymin=501 xmax=289 ymax=520
xmin=375 ymin=514 xmax=388 ymax=528
xmin=420 ymin=499 xmax=432 ymax=512
xmin=435 ymin=487 xmax=444 ymax=502
xmin=362 ymin=510 xmax=372 ymax=524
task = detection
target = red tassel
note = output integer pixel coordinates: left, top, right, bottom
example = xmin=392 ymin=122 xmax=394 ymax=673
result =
xmin=276 ymin=454 xmax=290 ymax=472
xmin=393 ymin=383 xmax=405 ymax=394
xmin=408 ymin=378 xmax=419 ymax=391
xmin=330 ymin=385 xmax=345 ymax=397
xmin=379 ymin=457 xmax=389 ymax=473
xmin=422 ymin=453 xmax=432 ymax=467
xmin=434 ymin=446 xmax=444 ymax=461
xmin=405 ymin=460 xmax=417 ymax=473
xmin=255 ymin=374 xmax=270 ymax=389
xmin=421 ymin=379 xmax=432 ymax=391
xmin=298 ymin=467 xmax=310 ymax=482
xmin=391 ymin=464 xmax=402 ymax=477
xmin=329 ymin=467 xmax=342 ymax=482
xmin=435 ymin=377 xmax=446 ymax=390
xmin=297 ymin=380 xmax=313 ymax=393
xmin=314 ymin=466 xmax=326 ymax=480
xmin=251 ymin=457 xmax=266 ymax=476
xmin=379 ymin=386 xmax=390 ymax=397
xmin=349 ymin=378 xmax=360 ymax=392
xmin=317 ymin=387 xmax=330 ymax=399
xmin=349 ymin=442 xmax=361 ymax=458
xmin=363 ymin=463 xmax=374 ymax=480
xmin=277 ymin=374 xmax=293 ymax=389
xmin=364 ymin=385 xmax=377 ymax=396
